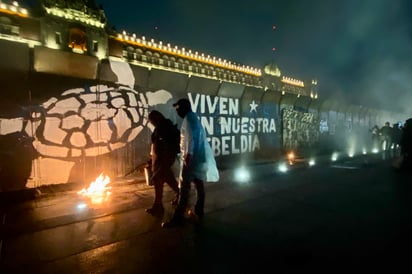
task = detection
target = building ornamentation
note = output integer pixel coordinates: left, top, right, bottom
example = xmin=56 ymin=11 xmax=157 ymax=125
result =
xmin=0 ymin=0 xmax=317 ymax=98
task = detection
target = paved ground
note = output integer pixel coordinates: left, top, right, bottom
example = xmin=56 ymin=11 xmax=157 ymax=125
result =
xmin=1 ymin=152 xmax=412 ymax=273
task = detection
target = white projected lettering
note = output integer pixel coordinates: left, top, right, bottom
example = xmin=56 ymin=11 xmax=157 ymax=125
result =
xmin=188 ymin=93 xmax=276 ymax=156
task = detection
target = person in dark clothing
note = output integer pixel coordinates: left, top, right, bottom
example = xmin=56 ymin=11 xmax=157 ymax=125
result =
xmin=400 ymin=118 xmax=412 ymax=169
xmin=380 ymin=122 xmax=392 ymax=157
xmin=145 ymin=110 xmax=180 ymax=216
xmin=391 ymin=123 xmax=402 ymax=156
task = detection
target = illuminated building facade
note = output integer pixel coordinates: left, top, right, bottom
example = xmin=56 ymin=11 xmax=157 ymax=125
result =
xmin=0 ymin=0 xmax=314 ymax=96
xmin=0 ymin=0 xmax=406 ymax=190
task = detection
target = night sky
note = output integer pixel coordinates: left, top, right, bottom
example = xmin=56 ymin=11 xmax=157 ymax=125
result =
xmin=35 ymin=0 xmax=412 ymax=115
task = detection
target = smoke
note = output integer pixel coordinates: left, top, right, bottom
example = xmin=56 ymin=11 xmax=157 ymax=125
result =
xmin=309 ymin=0 xmax=412 ymax=114
xmin=87 ymin=0 xmax=412 ymax=115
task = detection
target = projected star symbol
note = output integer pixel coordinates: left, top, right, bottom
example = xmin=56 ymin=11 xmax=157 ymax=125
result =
xmin=249 ymin=100 xmax=258 ymax=113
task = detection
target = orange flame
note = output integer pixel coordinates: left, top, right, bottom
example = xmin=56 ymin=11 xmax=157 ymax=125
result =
xmin=287 ymin=151 xmax=295 ymax=165
xmin=78 ymin=173 xmax=112 ymax=204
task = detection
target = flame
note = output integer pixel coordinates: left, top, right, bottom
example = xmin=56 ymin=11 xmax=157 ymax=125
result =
xmin=287 ymin=151 xmax=295 ymax=165
xmin=78 ymin=173 xmax=112 ymax=204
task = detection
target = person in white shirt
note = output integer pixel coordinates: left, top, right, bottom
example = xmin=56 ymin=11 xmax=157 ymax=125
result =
xmin=162 ymin=98 xmax=219 ymax=228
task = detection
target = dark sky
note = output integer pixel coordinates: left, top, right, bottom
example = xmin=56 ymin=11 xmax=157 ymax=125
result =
xmin=95 ymin=0 xmax=412 ymax=114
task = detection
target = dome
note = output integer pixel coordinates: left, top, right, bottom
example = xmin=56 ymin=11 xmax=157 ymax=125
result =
xmin=264 ymin=62 xmax=281 ymax=77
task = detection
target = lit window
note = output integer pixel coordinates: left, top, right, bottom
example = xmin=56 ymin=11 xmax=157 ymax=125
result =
xmin=55 ymin=32 xmax=61 ymax=44
xmin=93 ymin=40 xmax=98 ymax=52
xmin=68 ymin=28 xmax=87 ymax=52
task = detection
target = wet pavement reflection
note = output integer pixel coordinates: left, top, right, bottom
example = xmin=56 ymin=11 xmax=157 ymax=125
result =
xmin=1 ymin=154 xmax=412 ymax=273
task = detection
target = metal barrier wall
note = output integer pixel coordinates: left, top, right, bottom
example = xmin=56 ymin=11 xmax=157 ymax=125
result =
xmin=0 ymin=52 xmax=410 ymax=191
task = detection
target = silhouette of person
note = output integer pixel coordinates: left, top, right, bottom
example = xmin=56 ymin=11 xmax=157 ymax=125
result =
xmin=391 ymin=123 xmax=402 ymax=157
xmin=145 ymin=110 xmax=180 ymax=216
xmin=380 ymin=122 xmax=392 ymax=157
xmin=400 ymin=118 xmax=412 ymax=169
xmin=162 ymin=98 xmax=218 ymax=228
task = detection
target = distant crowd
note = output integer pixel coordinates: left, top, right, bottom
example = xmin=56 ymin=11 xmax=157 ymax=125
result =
xmin=370 ymin=118 xmax=412 ymax=169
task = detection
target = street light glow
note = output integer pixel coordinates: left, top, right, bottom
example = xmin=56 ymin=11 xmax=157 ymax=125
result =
xmin=278 ymin=162 xmax=288 ymax=173
xmin=234 ymin=166 xmax=251 ymax=183
xmin=308 ymin=159 xmax=316 ymax=166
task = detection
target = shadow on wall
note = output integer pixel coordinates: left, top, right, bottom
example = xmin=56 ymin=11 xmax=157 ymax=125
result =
xmin=0 ymin=132 xmax=38 ymax=192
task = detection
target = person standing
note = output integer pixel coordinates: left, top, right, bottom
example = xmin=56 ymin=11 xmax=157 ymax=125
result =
xmin=380 ymin=122 xmax=392 ymax=157
xmin=370 ymin=125 xmax=380 ymax=151
xmin=145 ymin=110 xmax=180 ymax=216
xmin=400 ymin=118 xmax=412 ymax=169
xmin=391 ymin=123 xmax=402 ymax=157
xmin=162 ymin=98 xmax=218 ymax=228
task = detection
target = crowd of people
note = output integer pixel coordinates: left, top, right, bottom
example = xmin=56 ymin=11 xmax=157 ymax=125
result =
xmin=370 ymin=118 xmax=412 ymax=169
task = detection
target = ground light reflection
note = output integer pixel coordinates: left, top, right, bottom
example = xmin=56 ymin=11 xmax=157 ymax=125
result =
xmin=308 ymin=158 xmax=316 ymax=167
xmin=76 ymin=202 xmax=88 ymax=210
xmin=277 ymin=162 xmax=289 ymax=173
xmin=331 ymin=152 xmax=339 ymax=162
xmin=234 ymin=166 xmax=251 ymax=184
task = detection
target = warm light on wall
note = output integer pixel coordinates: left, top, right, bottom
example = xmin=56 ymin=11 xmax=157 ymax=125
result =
xmin=116 ymin=32 xmax=262 ymax=77
xmin=45 ymin=7 xmax=105 ymax=28
xmin=310 ymin=92 xmax=318 ymax=99
xmin=0 ymin=1 xmax=28 ymax=17
xmin=281 ymin=76 xmax=304 ymax=87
